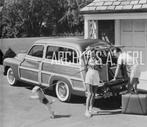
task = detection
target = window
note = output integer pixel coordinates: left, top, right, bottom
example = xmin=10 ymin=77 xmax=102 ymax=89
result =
xmin=28 ymin=45 xmax=44 ymax=58
xmin=46 ymin=46 xmax=79 ymax=64
xmin=98 ymin=20 xmax=115 ymax=44
xmin=46 ymin=46 xmax=59 ymax=60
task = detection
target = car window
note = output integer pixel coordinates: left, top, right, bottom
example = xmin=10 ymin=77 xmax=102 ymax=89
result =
xmin=28 ymin=45 xmax=44 ymax=58
xmin=46 ymin=46 xmax=79 ymax=64
xmin=46 ymin=46 xmax=59 ymax=60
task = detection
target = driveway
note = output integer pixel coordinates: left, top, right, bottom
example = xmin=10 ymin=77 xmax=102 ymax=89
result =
xmin=0 ymin=66 xmax=147 ymax=127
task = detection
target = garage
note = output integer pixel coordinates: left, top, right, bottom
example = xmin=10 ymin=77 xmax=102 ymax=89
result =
xmin=81 ymin=0 xmax=147 ymax=70
xmin=121 ymin=19 xmax=147 ymax=47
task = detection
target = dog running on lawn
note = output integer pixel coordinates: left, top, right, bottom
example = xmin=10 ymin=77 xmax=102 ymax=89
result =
xmin=30 ymin=86 xmax=55 ymax=119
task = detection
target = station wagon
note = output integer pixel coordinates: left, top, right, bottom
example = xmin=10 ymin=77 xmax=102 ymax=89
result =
xmin=3 ymin=38 xmax=127 ymax=102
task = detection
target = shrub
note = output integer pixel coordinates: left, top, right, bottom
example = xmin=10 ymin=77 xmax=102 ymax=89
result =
xmin=3 ymin=48 xmax=16 ymax=60
xmin=0 ymin=49 xmax=3 ymax=65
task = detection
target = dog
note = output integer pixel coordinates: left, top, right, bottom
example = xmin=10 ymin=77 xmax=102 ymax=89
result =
xmin=30 ymin=86 xmax=55 ymax=119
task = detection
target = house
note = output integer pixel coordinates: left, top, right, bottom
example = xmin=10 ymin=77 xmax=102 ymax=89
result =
xmin=81 ymin=0 xmax=147 ymax=71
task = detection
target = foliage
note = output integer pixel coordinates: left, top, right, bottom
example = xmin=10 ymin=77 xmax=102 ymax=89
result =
xmin=0 ymin=49 xmax=3 ymax=65
xmin=1 ymin=0 xmax=54 ymax=37
xmin=58 ymin=0 xmax=93 ymax=34
xmin=1 ymin=0 xmax=93 ymax=38
xmin=3 ymin=48 xmax=16 ymax=60
xmin=0 ymin=0 xmax=4 ymax=6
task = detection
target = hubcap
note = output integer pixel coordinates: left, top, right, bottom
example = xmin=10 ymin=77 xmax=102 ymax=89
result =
xmin=58 ymin=83 xmax=67 ymax=98
xmin=56 ymin=81 xmax=70 ymax=102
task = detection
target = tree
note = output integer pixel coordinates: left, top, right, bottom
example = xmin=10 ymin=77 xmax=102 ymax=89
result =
xmin=1 ymin=0 xmax=93 ymax=38
xmin=1 ymin=0 xmax=54 ymax=37
xmin=0 ymin=0 xmax=4 ymax=6
xmin=58 ymin=0 xmax=93 ymax=34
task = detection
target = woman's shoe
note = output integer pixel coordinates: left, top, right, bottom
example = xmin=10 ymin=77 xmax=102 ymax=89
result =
xmin=85 ymin=111 xmax=92 ymax=118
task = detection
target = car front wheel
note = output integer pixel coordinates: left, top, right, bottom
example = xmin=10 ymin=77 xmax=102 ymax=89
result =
xmin=55 ymin=81 xmax=71 ymax=102
xmin=7 ymin=67 xmax=17 ymax=86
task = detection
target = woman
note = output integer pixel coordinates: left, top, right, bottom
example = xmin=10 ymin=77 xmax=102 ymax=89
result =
xmin=84 ymin=49 xmax=101 ymax=118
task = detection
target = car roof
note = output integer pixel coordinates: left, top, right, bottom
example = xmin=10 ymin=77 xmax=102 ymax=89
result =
xmin=35 ymin=37 xmax=109 ymax=51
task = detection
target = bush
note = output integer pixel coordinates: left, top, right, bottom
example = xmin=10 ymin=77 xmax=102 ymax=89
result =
xmin=3 ymin=48 xmax=16 ymax=60
xmin=0 ymin=49 xmax=3 ymax=65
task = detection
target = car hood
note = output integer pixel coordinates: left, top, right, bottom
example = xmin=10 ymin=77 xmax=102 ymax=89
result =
xmin=15 ymin=53 xmax=26 ymax=61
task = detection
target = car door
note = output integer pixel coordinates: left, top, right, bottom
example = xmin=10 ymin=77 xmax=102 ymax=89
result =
xmin=41 ymin=45 xmax=85 ymax=91
xmin=19 ymin=44 xmax=44 ymax=84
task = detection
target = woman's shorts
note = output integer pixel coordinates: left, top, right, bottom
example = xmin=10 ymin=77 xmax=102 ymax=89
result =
xmin=85 ymin=69 xmax=100 ymax=86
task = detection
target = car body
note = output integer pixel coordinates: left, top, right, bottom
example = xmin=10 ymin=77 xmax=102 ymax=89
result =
xmin=3 ymin=38 xmax=127 ymax=102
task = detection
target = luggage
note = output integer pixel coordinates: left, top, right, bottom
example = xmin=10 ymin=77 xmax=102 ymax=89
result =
xmin=122 ymin=94 xmax=147 ymax=115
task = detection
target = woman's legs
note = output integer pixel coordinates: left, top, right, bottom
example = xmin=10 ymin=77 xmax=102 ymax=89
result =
xmin=89 ymin=93 xmax=94 ymax=111
xmin=89 ymin=86 xmax=94 ymax=111
xmin=89 ymin=86 xmax=98 ymax=113
xmin=85 ymin=84 xmax=92 ymax=117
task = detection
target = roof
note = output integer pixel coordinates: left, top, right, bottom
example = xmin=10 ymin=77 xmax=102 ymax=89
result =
xmin=81 ymin=0 xmax=147 ymax=14
xmin=35 ymin=37 xmax=109 ymax=51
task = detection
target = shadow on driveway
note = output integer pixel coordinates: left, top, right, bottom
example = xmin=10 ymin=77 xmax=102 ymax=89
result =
xmin=54 ymin=114 xmax=71 ymax=119
xmin=12 ymin=81 xmax=35 ymax=89
xmin=92 ymin=110 xmax=121 ymax=116
xmin=12 ymin=81 xmax=121 ymax=111
xmin=94 ymin=96 xmax=121 ymax=110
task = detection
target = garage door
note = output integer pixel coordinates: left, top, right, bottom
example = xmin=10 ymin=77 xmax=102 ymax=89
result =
xmin=121 ymin=19 xmax=147 ymax=47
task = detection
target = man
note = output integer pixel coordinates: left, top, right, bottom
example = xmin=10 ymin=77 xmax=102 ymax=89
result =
xmin=112 ymin=48 xmax=140 ymax=93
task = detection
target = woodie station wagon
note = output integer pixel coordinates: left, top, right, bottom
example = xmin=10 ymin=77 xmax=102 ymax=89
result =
xmin=3 ymin=38 xmax=128 ymax=102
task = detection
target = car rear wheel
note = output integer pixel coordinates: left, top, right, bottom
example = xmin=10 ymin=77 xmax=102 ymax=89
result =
xmin=7 ymin=67 xmax=17 ymax=86
xmin=55 ymin=81 xmax=71 ymax=102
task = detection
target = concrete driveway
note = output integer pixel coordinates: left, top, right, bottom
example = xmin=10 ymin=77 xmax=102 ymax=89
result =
xmin=0 ymin=66 xmax=147 ymax=127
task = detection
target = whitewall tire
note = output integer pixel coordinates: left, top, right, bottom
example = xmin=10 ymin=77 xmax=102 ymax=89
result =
xmin=55 ymin=81 xmax=71 ymax=102
xmin=7 ymin=68 xmax=17 ymax=86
